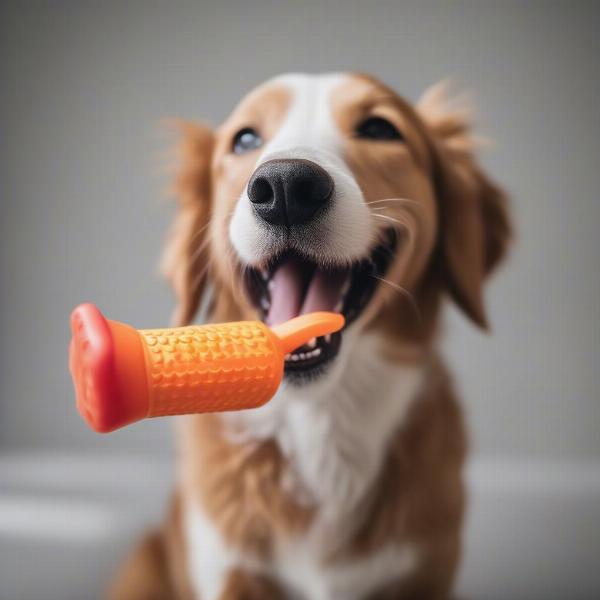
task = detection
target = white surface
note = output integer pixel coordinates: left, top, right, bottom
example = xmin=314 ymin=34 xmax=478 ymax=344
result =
xmin=1 ymin=452 xmax=599 ymax=600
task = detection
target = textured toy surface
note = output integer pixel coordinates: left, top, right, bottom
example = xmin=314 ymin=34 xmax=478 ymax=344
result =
xmin=69 ymin=303 xmax=344 ymax=433
xmin=140 ymin=321 xmax=282 ymax=417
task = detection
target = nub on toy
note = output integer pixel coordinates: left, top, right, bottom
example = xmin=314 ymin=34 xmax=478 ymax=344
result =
xmin=69 ymin=303 xmax=344 ymax=433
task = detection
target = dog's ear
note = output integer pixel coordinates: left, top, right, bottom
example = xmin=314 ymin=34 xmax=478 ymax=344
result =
xmin=161 ymin=121 xmax=214 ymax=326
xmin=418 ymin=82 xmax=511 ymax=329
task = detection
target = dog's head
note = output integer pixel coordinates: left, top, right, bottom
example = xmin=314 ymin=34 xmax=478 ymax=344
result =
xmin=162 ymin=73 xmax=511 ymax=387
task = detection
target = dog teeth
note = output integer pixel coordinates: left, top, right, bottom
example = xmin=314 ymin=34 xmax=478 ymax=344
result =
xmin=260 ymin=269 xmax=269 ymax=281
xmin=260 ymin=297 xmax=270 ymax=311
xmin=307 ymin=337 xmax=317 ymax=349
xmin=325 ymin=334 xmax=332 ymax=344
xmin=268 ymin=279 xmax=275 ymax=291
xmin=284 ymin=347 xmax=323 ymax=362
xmin=334 ymin=299 xmax=343 ymax=313
xmin=305 ymin=348 xmax=322 ymax=358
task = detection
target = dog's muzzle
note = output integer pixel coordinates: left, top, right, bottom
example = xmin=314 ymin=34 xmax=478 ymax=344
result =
xmin=247 ymin=158 xmax=334 ymax=227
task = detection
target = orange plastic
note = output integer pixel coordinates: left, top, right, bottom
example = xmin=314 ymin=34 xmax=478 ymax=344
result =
xmin=69 ymin=304 xmax=344 ymax=433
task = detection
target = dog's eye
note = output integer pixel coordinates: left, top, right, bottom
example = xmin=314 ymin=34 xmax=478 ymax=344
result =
xmin=355 ymin=117 xmax=404 ymax=141
xmin=232 ymin=128 xmax=263 ymax=154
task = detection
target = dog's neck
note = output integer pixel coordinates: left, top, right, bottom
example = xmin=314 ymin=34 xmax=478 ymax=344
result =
xmin=221 ymin=329 xmax=426 ymax=521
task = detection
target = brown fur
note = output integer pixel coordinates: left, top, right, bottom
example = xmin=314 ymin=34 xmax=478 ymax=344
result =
xmin=219 ymin=569 xmax=285 ymax=600
xmin=342 ymin=360 xmax=467 ymax=599
xmin=109 ymin=495 xmax=194 ymax=600
xmin=110 ymin=74 xmax=510 ymax=599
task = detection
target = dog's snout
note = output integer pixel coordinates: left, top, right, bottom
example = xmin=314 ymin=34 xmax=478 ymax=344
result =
xmin=247 ymin=159 xmax=334 ymax=226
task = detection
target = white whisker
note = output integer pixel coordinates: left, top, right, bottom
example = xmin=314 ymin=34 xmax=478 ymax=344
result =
xmin=189 ymin=232 xmax=214 ymax=264
xmin=189 ymin=261 xmax=212 ymax=296
xmin=371 ymin=213 xmax=409 ymax=228
xmin=187 ymin=221 xmax=212 ymax=246
xmin=371 ymin=275 xmax=422 ymax=323
xmin=365 ymin=198 xmax=418 ymax=207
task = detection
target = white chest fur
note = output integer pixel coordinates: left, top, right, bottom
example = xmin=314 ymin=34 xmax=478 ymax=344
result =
xmin=185 ymin=332 xmax=425 ymax=599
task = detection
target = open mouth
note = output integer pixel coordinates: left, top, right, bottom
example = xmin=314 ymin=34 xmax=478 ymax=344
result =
xmin=244 ymin=229 xmax=398 ymax=383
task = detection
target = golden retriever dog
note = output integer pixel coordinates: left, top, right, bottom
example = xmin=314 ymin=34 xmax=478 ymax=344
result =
xmin=110 ymin=72 xmax=511 ymax=600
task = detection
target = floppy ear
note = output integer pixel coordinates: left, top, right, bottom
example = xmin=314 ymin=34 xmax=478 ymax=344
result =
xmin=418 ymin=82 xmax=511 ymax=329
xmin=160 ymin=121 xmax=214 ymax=327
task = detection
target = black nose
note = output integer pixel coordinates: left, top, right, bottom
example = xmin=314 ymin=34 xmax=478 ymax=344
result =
xmin=247 ymin=159 xmax=334 ymax=226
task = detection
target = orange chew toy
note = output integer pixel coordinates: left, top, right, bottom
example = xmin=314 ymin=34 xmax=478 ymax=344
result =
xmin=69 ymin=303 xmax=344 ymax=433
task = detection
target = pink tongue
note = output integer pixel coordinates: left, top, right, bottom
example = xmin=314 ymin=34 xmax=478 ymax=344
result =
xmin=266 ymin=257 xmax=305 ymax=326
xmin=267 ymin=259 xmax=348 ymax=327
xmin=301 ymin=267 xmax=348 ymax=315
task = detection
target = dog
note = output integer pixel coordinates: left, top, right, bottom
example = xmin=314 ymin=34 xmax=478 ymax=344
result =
xmin=110 ymin=72 xmax=511 ymax=600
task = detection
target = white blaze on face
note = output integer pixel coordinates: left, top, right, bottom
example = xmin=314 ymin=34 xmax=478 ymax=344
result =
xmin=229 ymin=73 xmax=375 ymax=266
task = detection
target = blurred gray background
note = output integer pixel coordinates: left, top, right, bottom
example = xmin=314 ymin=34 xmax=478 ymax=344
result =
xmin=1 ymin=1 xmax=599 ymax=599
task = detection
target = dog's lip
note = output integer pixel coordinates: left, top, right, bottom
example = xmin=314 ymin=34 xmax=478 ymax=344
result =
xmin=243 ymin=229 xmax=398 ymax=380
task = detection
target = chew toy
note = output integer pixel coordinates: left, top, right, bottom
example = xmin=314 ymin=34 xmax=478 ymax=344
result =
xmin=69 ymin=303 xmax=344 ymax=433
